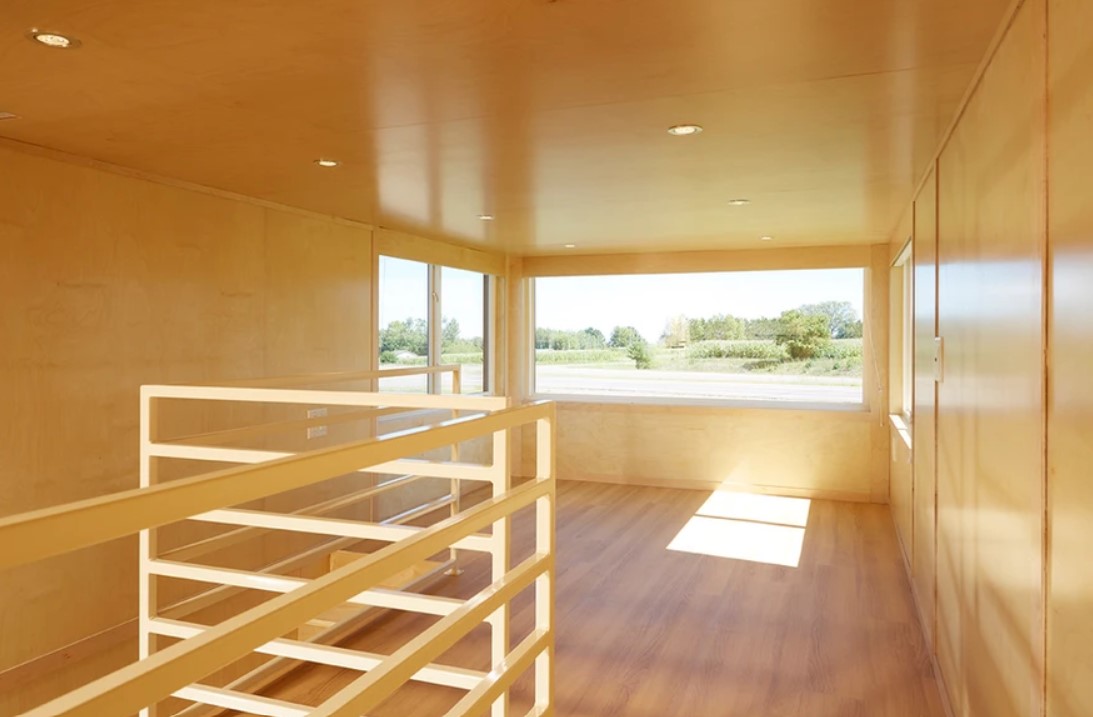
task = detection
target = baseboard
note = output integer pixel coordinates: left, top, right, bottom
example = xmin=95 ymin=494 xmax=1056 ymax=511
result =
xmin=888 ymin=509 xmax=955 ymax=717
xmin=549 ymin=472 xmax=876 ymax=503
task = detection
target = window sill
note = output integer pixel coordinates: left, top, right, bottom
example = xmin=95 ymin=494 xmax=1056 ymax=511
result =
xmin=889 ymin=413 xmax=913 ymax=450
xmin=535 ymin=393 xmax=870 ymax=414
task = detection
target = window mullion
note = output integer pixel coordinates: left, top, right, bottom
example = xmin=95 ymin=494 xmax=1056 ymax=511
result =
xmin=428 ymin=264 xmax=443 ymax=394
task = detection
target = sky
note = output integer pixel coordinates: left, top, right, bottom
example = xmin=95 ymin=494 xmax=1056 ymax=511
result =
xmin=379 ymin=257 xmax=486 ymax=338
xmin=535 ymin=269 xmax=865 ymax=341
xmin=379 ymin=257 xmax=865 ymax=344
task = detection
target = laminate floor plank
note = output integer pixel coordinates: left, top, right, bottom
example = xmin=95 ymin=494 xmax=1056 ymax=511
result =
xmin=259 ymin=480 xmax=943 ymax=717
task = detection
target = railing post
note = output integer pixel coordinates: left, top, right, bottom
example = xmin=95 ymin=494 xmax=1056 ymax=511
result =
xmin=448 ymin=367 xmax=463 ymax=575
xmin=535 ymin=412 xmax=556 ymax=712
xmin=489 ymin=426 xmax=511 ymax=717
xmin=138 ymin=389 xmax=158 ymax=717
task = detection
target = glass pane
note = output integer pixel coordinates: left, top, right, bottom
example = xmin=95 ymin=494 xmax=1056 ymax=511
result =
xmin=378 ymin=256 xmax=429 ymax=393
xmin=534 ymin=269 xmax=865 ymax=404
xmin=440 ymin=267 xmax=487 ymax=394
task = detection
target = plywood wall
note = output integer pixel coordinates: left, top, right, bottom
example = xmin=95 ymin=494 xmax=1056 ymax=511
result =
xmin=935 ymin=4 xmax=1046 ymax=714
xmin=1046 ymin=0 xmax=1093 ymax=713
xmin=889 ymin=428 xmax=914 ymax=552
xmin=888 ymin=0 xmax=1093 ymax=713
xmin=888 ymin=210 xmax=914 ymax=554
xmin=912 ymin=166 xmax=939 ymax=646
xmin=515 ymin=244 xmax=890 ymax=503
xmin=0 ymin=143 xmax=372 ymax=711
xmin=548 ymin=402 xmax=885 ymax=500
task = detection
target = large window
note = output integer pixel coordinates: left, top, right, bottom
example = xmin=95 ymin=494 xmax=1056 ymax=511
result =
xmin=378 ymin=256 xmax=490 ymax=394
xmin=533 ymin=268 xmax=866 ymax=405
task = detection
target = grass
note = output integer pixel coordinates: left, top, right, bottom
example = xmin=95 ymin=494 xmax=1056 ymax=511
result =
xmin=384 ymin=339 xmax=864 ymax=378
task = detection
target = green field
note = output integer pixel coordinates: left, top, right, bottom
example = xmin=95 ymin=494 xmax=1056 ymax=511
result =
xmin=533 ymin=339 xmax=863 ymax=377
xmin=384 ymin=339 xmax=864 ymax=378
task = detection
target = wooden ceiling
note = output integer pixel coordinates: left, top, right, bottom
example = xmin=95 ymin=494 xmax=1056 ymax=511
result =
xmin=0 ymin=0 xmax=1010 ymax=253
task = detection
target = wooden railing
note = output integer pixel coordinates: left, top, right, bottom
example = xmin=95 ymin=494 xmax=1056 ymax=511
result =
xmin=0 ymin=372 xmax=555 ymax=717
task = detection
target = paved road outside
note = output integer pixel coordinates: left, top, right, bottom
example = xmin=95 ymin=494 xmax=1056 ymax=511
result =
xmin=535 ymin=365 xmax=862 ymax=402
xmin=378 ymin=364 xmax=861 ymax=403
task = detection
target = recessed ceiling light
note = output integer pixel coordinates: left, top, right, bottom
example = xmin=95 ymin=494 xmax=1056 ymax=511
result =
xmin=478 ymin=214 xmax=495 ymax=221
xmin=760 ymin=235 xmax=775 ymax=242
xmin=314 ymin=158 xmax=340 ymax=168
xmin=28 ymin=30 xmax=80 ymax=49
xmin=727 ymin=199 xmax=751 ymax=206
xmin=667 ymin=124 xmax=703 ymax=136
xmin=563 ymin=244 xmax=576 ymax=249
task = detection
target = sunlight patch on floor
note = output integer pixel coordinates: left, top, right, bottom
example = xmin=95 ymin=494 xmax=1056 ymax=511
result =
xmin=695 ymin=490 xmax=811 ymax=527
xmin=667 ymin=491 xmax=811 ymax=567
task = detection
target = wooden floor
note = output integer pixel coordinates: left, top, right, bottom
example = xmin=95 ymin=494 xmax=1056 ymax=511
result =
xmin=261 ymin=481 xmax=945 ymax=716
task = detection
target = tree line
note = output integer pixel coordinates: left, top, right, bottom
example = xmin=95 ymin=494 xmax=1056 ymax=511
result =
xmin=379 ymin=317 xmax=482 ymax=359
xmin=383 ymin=301 xmax=862 ymax=366
xmin=536 ymin=300 xmax=862 ymax=358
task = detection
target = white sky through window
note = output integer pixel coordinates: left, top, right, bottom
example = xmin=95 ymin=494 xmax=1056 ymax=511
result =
xmin=379 ymin=257 xmax=485 ymax=338
xmin=535 ymin=269 xmax=865 ymax=341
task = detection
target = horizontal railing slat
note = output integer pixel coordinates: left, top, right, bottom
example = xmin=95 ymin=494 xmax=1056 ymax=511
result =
xmin=188 ymin=507 xmax=493 ymax=552
xmin=148 ymin=444 xmax=497 ymax=482
xmin=149 ymin=559 xmax=465 ymax=616
xmin=151 ymin=618 xmax=485 ymax=690
xmin=159 ymin=477 xmax=397 ymax=563
xmin=20 ymin=476 xmax=552 ymax=717
xmin=172 ymin=685 xmax=310 ymax=717
xmin=0 ymin=402 xmax=552 ymax=571
xmin=443 ymin=630 xmax=550 ymax=717
xmin=311 ymin=552 xmax=552 ymax=717
xmin=215 ymin=364 xmax=463 ymax=388
xmin=143 ymin=384 xmax=509 ymax=411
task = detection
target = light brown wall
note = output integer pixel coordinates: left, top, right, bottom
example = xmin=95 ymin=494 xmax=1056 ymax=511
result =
xmin=888 ymin=209 xmax=913 ymax=556
xmin=515 ymin=244 xmax=890 ymax=503
xmin=890 ymin=426 xmax=913 ymax=558
xmin=889 ymin=0 xmax=1093 ymax=713
xmin=1046 ymin=0 xmax=1093 ymax=713
xmin=0 ymin=143 xmax=372 ymax=711
xmin=912 ymin=166 xmax=939 ymax=646
xmin=935 ymin=3 xmax=1046 ymax=713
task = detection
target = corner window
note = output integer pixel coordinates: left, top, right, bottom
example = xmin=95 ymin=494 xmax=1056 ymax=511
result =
xmin=378 ymin=256 xmax=491 ymax=394
xmin=533 ymin=268 xmax=866 ymax=406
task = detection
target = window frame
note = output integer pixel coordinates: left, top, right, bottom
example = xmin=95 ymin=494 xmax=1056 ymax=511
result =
xmin=528 ymin=266 xmax=871 ymax=412
xmin=376 ymin=254 xmax=496 ymax=396
xmin=893 ymin=239 xmax=914 ymax=423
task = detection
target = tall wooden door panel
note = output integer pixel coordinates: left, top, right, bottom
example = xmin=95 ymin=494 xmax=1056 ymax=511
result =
xmin=935 ymin=1 xmax=1046 ymax=715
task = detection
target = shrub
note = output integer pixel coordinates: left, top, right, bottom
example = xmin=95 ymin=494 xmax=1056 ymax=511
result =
xmin=627 ymin=341 xmax=653 ymax=369
xmin=686 ymin=340 xmax=788 ymax=361
xmin=814 ymin=338 xmax=863 ymax=360
xmin=775 ymin=310 xmax=831 ymax=359
xmin=440 ymin=352 xmax=484 ymax=365
xmin=608 ymin=326 xmax=644 ymax=348
xmin=535 ymin=349 xmax=627 ymax=364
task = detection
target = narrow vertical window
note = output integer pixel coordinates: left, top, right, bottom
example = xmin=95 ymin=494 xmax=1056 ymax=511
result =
xmin=440 ymin=266 xmax=488 ymax=394
xmin=378 ymin=256 xmax=429 ymax=393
